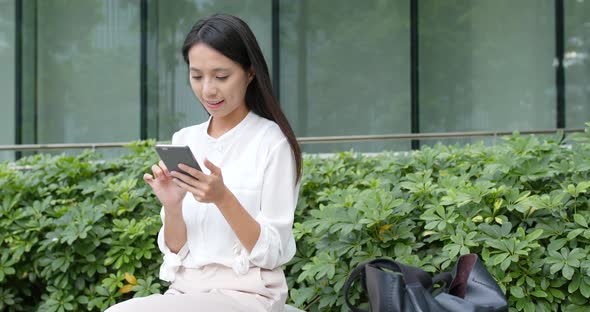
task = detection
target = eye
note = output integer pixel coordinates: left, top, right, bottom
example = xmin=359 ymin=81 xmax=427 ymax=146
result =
xmin=216 ymin=76 xmax=229 ymax=80
xmin=191 ymin=76 xmax=202 ymax=80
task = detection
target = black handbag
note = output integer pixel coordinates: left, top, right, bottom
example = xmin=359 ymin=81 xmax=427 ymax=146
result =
xmin=343 ymin=254 xmax=508 ymax=312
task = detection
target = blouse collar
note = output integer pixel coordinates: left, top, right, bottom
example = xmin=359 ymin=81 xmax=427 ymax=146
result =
xmin=204 ymin=110 xmax=254 ymax=143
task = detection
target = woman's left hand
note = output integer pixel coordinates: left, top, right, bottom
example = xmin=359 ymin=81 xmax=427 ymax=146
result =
xmin=171 ymin=159 xmax=230 ymax=205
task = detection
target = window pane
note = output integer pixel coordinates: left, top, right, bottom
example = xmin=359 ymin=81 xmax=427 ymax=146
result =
xmin=565 ymin=0 xmax=590 ymax=128
xmin=0 ymin=0 xmax=14 ymax=161
xmin=280 ymin=0 xmax=411 ymax=153
xmin=419 ymin=1 xmax=555 ymax=135
xmin=154 ymin=0 xmax=271 ymax=140
xmin=37 ymin=0 xmax=140 ymax=144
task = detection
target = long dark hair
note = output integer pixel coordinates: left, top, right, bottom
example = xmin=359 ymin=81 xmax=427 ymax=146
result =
xmin=182 ymin=14 xmax=302 ymax=182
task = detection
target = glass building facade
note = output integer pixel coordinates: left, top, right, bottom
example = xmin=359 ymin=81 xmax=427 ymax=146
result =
xmin=0 ymin=0 xmax=15 ymax=160
xmin=1 ymin=0 xmax=590 ymax=160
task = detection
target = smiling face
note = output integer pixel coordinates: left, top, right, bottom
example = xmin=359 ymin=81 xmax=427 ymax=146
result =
xmin=187 ymin=43 xmax=253 ymax=126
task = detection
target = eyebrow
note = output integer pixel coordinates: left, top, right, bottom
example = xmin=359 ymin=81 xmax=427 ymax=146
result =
xmin=189 ymin=67 xmax=230 ymax=72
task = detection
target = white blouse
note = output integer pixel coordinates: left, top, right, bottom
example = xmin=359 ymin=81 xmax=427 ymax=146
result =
xmin=157 ymin=111 xmax=299 ymax=282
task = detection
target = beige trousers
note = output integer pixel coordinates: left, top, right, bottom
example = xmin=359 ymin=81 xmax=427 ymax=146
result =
xmin=104 ymin=264 xmax=288 ymax=312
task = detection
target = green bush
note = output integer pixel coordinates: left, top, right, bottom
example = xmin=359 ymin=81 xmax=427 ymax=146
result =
xmin=1 ymin=125 xmax=590 ymax=311
xmin=0 ymin=141 xmax=164 ymax=312
xmin=290 ymin=126 xmax=590 ymax=312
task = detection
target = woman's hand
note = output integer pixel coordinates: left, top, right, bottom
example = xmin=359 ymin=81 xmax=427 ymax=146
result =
xmin=170 ymin=159 xmax=230 ymax=206
xmin=143 ymin=160 xmax=187 ymax=209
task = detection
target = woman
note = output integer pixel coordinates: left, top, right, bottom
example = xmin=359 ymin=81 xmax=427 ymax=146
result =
xmin=106 ymin=13 xmax=301 ymax=312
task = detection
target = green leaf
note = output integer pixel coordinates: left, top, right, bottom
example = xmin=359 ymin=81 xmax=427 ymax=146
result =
xmin=525 ymin=229 xmax=543 ymax=242
xmin=500 ymin=257 xmax=512 ymax=271
xmin=574 ymin=214 xmax=588 ymax=228
xmin=580 ymin=280 xmax=590 ymax=298
xmin=290 ymin=287 xmax=316 ymax=308
xmin=530 ymin=290 xmax=547 ymax=298
xmin=569 ymin=275 xmax=582 ymax=293
xmin=492 ymin=253 xmax=509 ymax=266
xmin=563 ymin=265 xmax=575 ymax=280
xmin=547 ymin=239 xmax=568 ymax=252
xmin=567 ymin=229 xmax=585 ymax=240
xmin=549 ymin=288 xmax=565 ymax=300
xmin=524 ymin=301 xmax=536 ymax=312
xmin=511 ymin=286 xmax=525 ymax=298
xmin=550 ymin=262 xmax=564 ymax=275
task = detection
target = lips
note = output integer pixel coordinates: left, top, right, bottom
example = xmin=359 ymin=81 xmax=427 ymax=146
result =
xmin=204 ymin=99 xmax=224 ymax=109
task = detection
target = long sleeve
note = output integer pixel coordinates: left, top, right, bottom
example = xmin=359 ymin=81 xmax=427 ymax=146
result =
xmin=157 ymin=207 xmax=189 ymax=282
xmin=246 ymin=138 xmax=298 ymax=270
xmin=156 ymin=131 xmax=189 ymax=282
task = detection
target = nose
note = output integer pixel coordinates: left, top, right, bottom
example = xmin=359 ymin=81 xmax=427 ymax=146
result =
xmin=202 ymin=79 xmax=218 ymax=98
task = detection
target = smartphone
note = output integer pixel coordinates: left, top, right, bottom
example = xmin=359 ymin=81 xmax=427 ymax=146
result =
xmin=155 ymin=144 xmax=202 ymax=177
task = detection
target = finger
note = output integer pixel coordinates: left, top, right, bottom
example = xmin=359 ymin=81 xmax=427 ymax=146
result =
xmin=143 ymin=173 xmax=154 ymax=185
xmin=204 ymin=159 xmax=221 ymax=176
xmin=170 ymin=170 xmax=207 ymax=189
xmin=152 ymin=164 xmax=164 ymax=179
xmin=172 ymin=178 xmax=203 ymax=198
xmin=194 ymin=193 xmax=206 ymax=202
xmin=178 ymin=163 xmax=208 ymax=180
xmin=159 ymin=160 xmax=170 ymax=176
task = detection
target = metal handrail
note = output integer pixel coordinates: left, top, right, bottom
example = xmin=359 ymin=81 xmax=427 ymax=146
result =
xmin=298 ymin=128 xmax=585 ymax=144
xmin=0 ymin=128 xmax=585 ymax=151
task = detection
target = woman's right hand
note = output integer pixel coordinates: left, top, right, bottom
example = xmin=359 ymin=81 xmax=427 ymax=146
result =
xmin=143 ymin=160 xmax=187 ymax=209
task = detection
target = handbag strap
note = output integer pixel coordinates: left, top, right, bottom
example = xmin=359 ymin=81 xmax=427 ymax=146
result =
xmin=343 ymin=259 xmax=434 ymax=312
xmin=343 ymin=260 xmax=371 ymax=312
xmin=432 ymin=272 xmax=453 ymax=287
xmin=368 ymin=259 xmax=433 ymax=289
xmin=431 ymin=271 xmax=453 ymax=296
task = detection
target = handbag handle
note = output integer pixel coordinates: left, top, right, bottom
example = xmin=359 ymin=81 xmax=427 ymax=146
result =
xmin=343 ymin=259 xmax=434 ymax=312
xmin=366 ymin=259 xmax=433 ymax=289
xmin=431 ymin=272 xmax=453 ymax=296
xmin=432 ymin=272 xmax=453 ymax=287
xmin=343 ymin=260 xmax=371 ymax=312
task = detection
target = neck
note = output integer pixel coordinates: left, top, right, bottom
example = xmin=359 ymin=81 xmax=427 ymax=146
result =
xmin=208 ymin=106 xmax=250 ymax=138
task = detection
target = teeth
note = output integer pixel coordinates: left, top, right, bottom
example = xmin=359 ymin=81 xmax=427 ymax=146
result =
xmin=207 ymin=100 xmax=222 ymax=105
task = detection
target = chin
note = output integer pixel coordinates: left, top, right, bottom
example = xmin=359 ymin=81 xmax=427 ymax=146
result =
xmin=206 ymin=109 xmax=228 ymax=118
